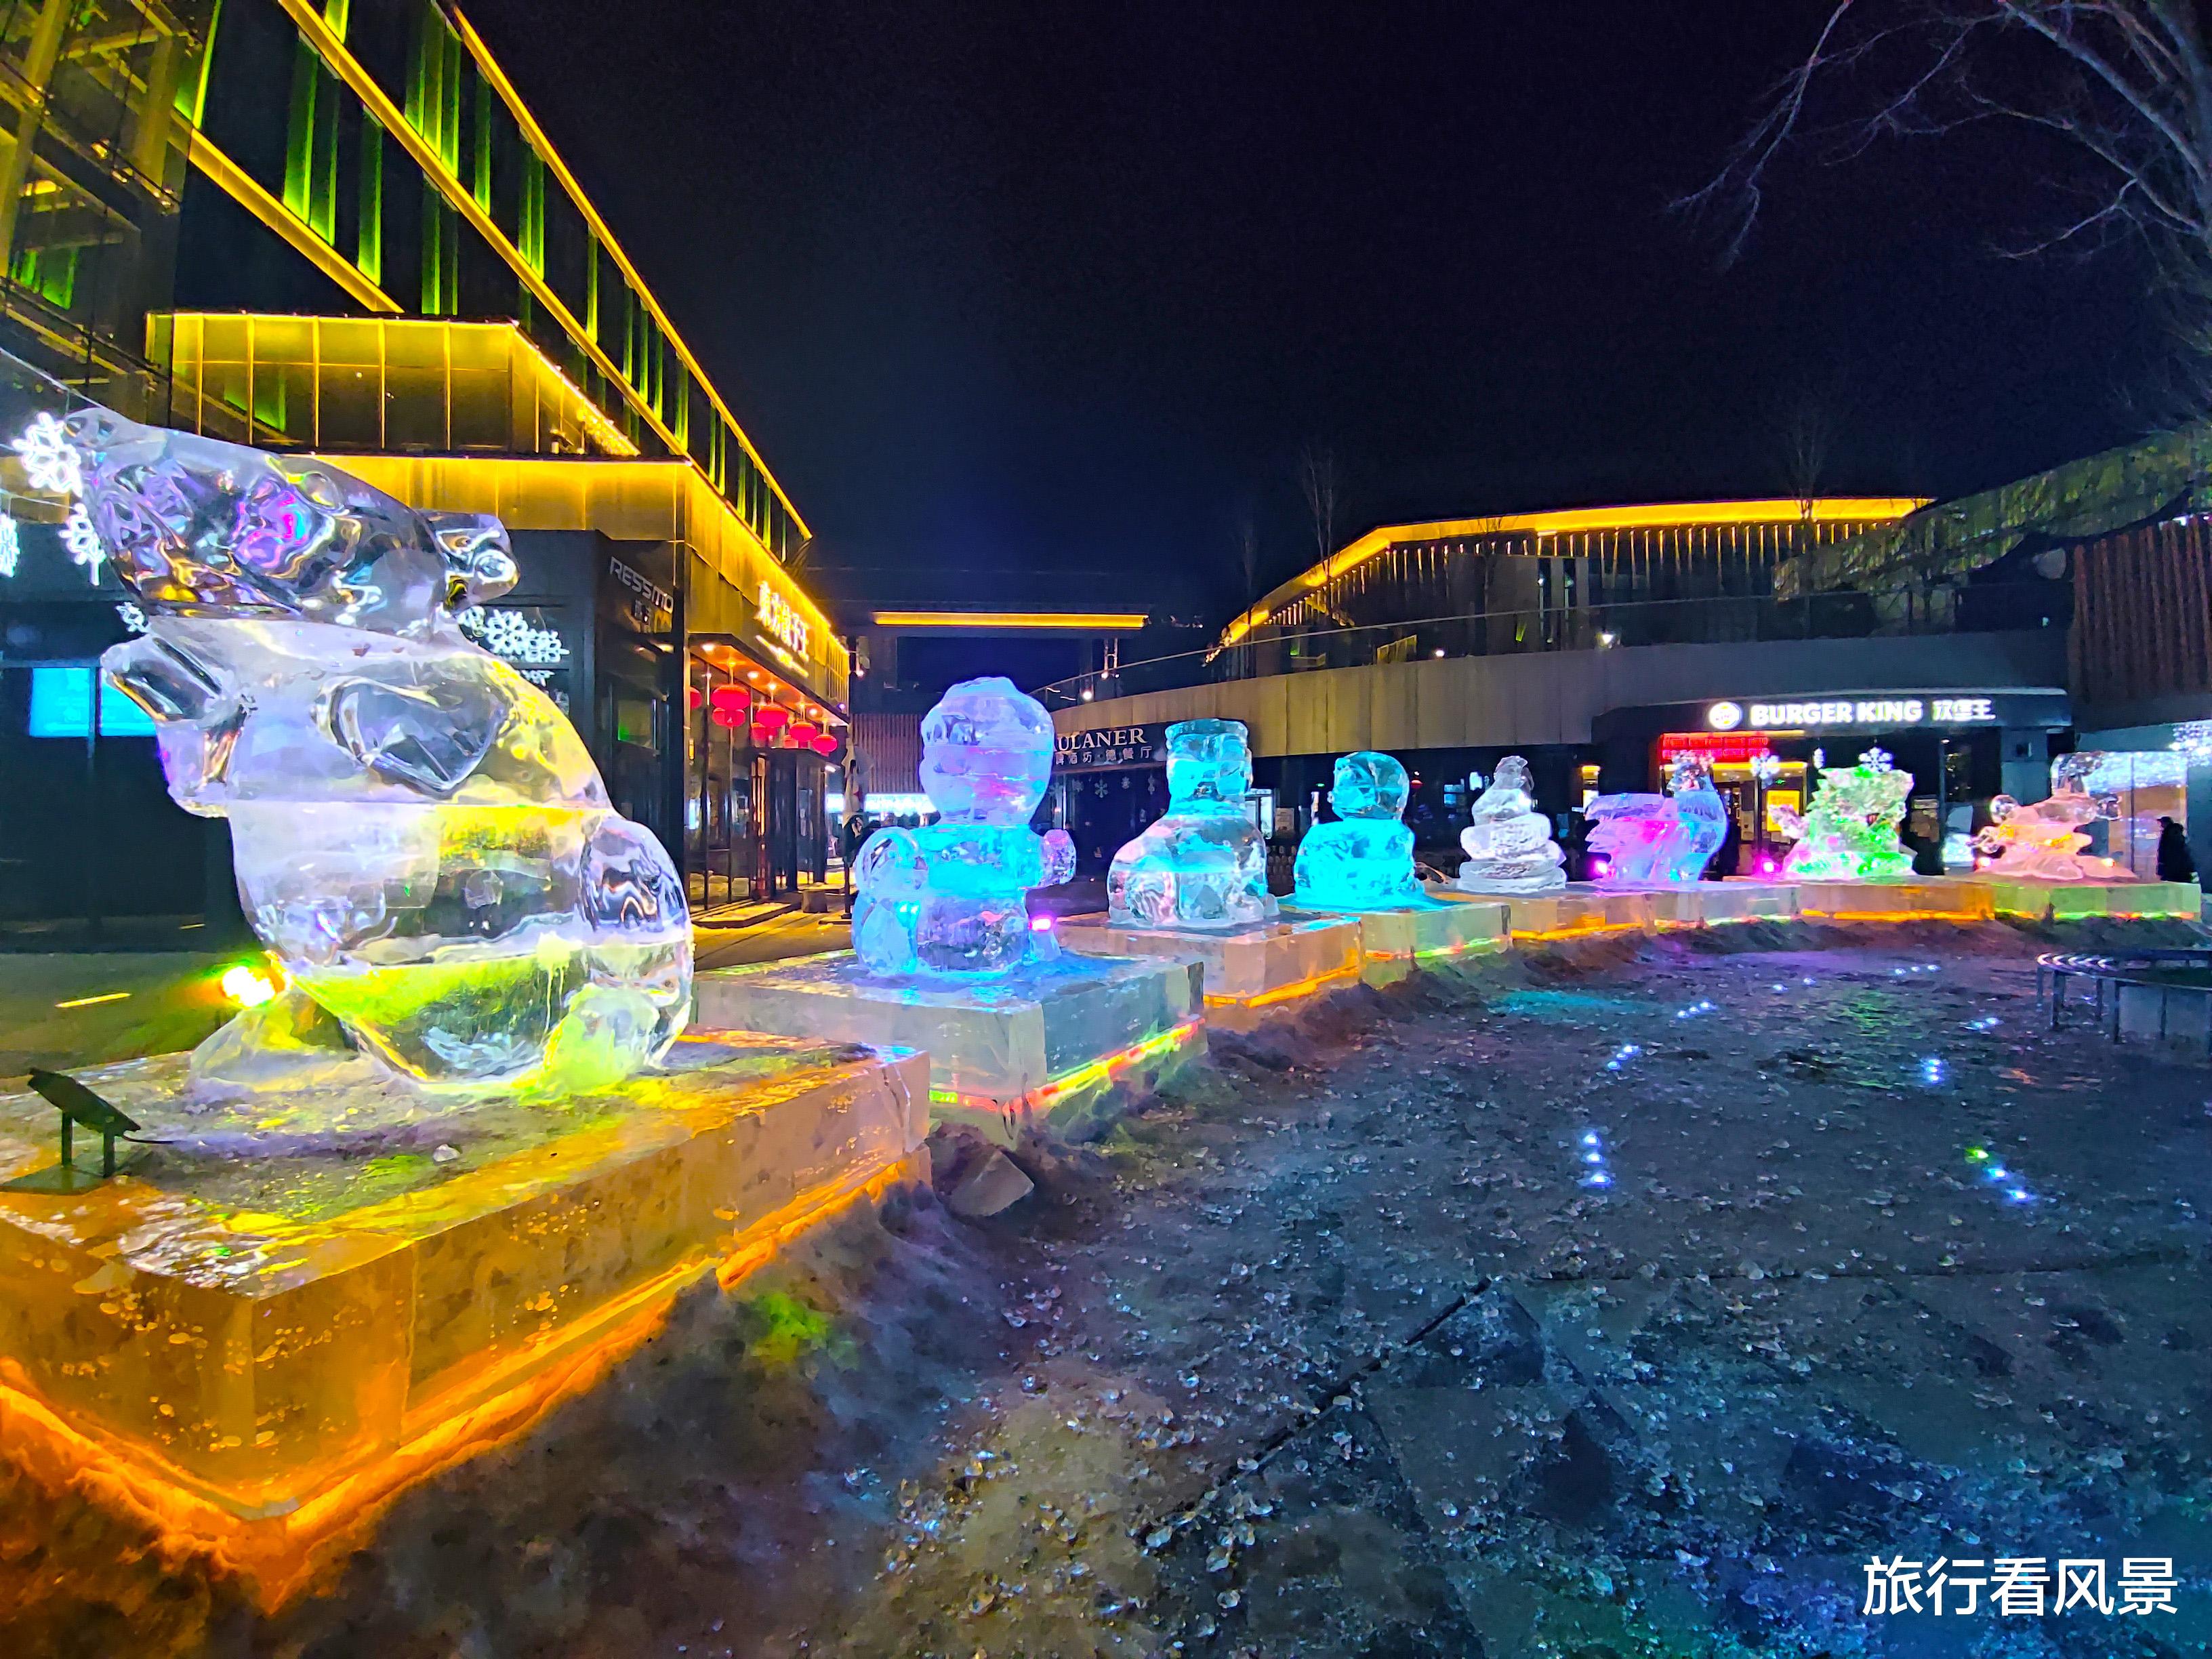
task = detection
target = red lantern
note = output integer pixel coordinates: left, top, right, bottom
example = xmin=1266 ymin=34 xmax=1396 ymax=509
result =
xmin=710 ymin=705 xmax=740 ymax=730
xmin=753 ymin=704 xmax=790 ymax=733
xmin=749 ymin=724 xmax=775 ymax=747
xmin=708 ymin=684 xmax=751 ymax=715
xmin=788 ymin=721 xmax=819 ymax=745
xmin=811 ymin=733 xmax=838 ymax=756
xmin=687 ymin=687 xmax=702 ymax=710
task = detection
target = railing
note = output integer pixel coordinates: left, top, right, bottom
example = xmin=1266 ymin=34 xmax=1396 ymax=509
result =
xmin=1034 ymin=583 xmax=2067 ymax=709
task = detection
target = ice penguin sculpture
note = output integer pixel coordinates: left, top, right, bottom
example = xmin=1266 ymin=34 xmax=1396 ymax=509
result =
xmin=1455 ymin=755 xmax=1565 ymax=893
xmin=71 ymin=409 xmax=691 ymax=1092
xmin=1293 ymin=751 xmax=1423 ymax=909
xmin=1108 ymin=718 xmax=1279 ymax=930
xmin=851 ymin=676 xmax=1077 ymax=975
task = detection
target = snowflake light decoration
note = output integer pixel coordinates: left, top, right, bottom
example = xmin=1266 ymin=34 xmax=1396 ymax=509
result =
xmin=457 ymin=606 xmax=568 ymax=666
xmin=62 ymin=502 xmax=104 ymax=586
xmin=0 ymin=512 xmax=18 ymax=578
xmin=115 ymin=600 xmax=146 ymax=633
xmin=12 ymin=411 xmax=82 ymax=496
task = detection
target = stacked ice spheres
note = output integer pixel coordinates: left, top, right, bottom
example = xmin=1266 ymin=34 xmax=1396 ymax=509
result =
xmin=1454 ymin=755 xmax=1564 ymax=893
xmin=73 ymin=409 xmax=690 ymax=1092
xmin=1109 ymin=718 xmax=1279 ymax=930
xmin=1293 ymin=752 xmax=1422 ymax=909
xmin=851 ymin=676 xmax=1076 ymax=976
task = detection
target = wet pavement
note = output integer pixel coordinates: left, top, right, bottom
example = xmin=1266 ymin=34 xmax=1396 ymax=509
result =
xmin=4 ymin=921 xmax=2210 ymax=1656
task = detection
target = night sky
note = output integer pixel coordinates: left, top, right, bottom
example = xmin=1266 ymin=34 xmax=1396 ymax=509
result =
xmin=467 ymin=1 xmax=2157 ymax=623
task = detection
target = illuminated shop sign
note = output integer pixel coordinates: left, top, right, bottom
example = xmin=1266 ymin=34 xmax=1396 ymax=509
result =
xmin=1055 ymin=723 xmax=1163 ymax=771
xmin=756 ymin=581 xmax=811 ymax=656
xmin=1706 ymin=695 xmax=1999 ymax=732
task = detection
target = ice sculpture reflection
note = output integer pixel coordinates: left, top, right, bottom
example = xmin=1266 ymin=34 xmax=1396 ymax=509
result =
xmin=851 ymin=676 xmax=1076 ymax=975
xmin=73 ymin=409 xmax=691 ymax=1092
xmin=1293 ymin=752 xmax=1423 ymax=909
xmin=1973 ymin=754 xmax=2130 ymax=880
xmin=1774 ymin=747 xmax=1914 ymax=881
xmin=1109 ymin=718 xmax=1279 ymax=930
xmin=1585 ymin=754 xmax=1729 ymax=885
xmin=1454 ymin=756 xmax=1564 ymax=893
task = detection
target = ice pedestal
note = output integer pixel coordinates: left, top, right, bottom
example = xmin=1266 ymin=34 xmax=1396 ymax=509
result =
xmin=1448 ymin=884 xmax=1656 ymax=940
xmin=1058 ymin=914 xmax=1362 ymax=1028
xmin=0 ymin=1032 xmax=925 ymax=1604
xmin=1282 ymin=899 xmax=1509 ymax=986
xmin=1964 ymin=875 xmax=2201 ymax=922
xmin=1639 ymin=881 xmax=1801 ymax=927
xmin=694 ymin=951 xmax=1205 ymax=1143
xmin=1793 ymin=880 xmax=1994 ymax=920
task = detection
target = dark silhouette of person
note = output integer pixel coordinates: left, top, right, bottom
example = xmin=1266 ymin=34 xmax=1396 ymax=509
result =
xmin=2156 ymin=815 xmax=2197 ymax=882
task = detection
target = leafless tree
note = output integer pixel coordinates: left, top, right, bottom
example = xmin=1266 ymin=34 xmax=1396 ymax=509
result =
xmin=1298 ymin=443 xmax=1340 ymax=565
xmin=1231 ymin=501 xmax=1261 ymax=607
xmin=1688 ymin=3 xmax=2212 ymax=401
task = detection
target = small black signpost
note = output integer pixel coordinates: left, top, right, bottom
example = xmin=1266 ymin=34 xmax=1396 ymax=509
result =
xmin=3 ymin=1067 xmax=145 ymax=1193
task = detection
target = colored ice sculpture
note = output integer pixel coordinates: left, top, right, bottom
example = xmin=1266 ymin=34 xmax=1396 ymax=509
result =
xmin=1774 ymin=747 xmax=1914 ymax=881
xmin=1455 ymin=755 xmax=1564 ymax=893
xmin=1108 ymin=718 xmax=1279 ymax=930
xmin=1293 ymin=752 xmax=1422 ymax=909
xmin=1973 ymin=754 xmax=2130 ymax=880
xmin=851 ymin=676 xmax=1076 ymax=975
xmin=1584 ymin=753 xmax=1729 ymax=885
xmin=73 ymin=408 xmax=691 ymax=1092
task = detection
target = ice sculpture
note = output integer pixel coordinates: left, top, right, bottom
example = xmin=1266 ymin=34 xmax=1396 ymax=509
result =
xmin=1774 ymin=747 xmax=1914 ymax=881
xmin=851 ymin=676 xmax=1076 ymax=975
xmin=1108 ymin=718 xmax=1279 ymax=930
xmin=1455 ymin=755 xmax=1564 ymax=893
xmin=73 ymin=408 xmax=690 ymax=1092
xmin=1584 ymin=753 xmax=1729 ymax=885
xmin=1973 ymin=755 xmax=2130 ymax=880
xmin=1293 ymin=752 xmax=1423 ymax=909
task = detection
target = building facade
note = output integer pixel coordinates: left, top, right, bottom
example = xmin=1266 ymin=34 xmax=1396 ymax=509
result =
xmin=0 ymin=1 xmax=843 ymax=935
xmin=1050 ymin=499 xmax=2079 ymax=877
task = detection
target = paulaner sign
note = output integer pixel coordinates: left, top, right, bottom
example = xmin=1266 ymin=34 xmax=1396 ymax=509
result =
xmin=1056 ymin=723 xmax=1163 ymax=771
xmin=1707 ymin=696 xmax=1998 ymax=732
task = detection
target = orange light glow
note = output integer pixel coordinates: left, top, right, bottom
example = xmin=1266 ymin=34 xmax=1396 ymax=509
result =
xmin=1203 ymin=967 xmax=1361 ymax=1012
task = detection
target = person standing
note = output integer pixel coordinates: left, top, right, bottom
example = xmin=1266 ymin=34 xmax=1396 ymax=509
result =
xmin=2156 ymin=815 xmax=2197 ymax=882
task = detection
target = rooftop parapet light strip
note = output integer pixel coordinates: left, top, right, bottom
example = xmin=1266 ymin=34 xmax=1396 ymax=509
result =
xmin=1215 ymin=497 xmax=1928 ymax=650
xmin=871 ymin=611 xmax=1150 ymax=631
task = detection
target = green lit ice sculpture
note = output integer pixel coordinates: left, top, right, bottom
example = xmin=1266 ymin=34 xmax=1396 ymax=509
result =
xmin=73 ymin=409 xmax=691 ymax=1095
xmin=1776 ymin=747 xmax=1914 ymax=882
xmin=851 ymin=676 xmax=1076 ymax=975
xmin=1108 ymin=718 xmax=1278 ymax=930
xmin=1293 ymin=752 xmax=1423 ymax=909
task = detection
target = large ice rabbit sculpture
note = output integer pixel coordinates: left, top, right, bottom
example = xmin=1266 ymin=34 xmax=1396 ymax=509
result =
xmin=1109 ymin=718 xmax=1279 ymax=930
xmin=1293 ymin=752 xmax=1422 ymax=909
xmin=73 ymin=409 xmax=691 ymax=1092
xmin=851 ymin=676 xmax=1076 ymax=975
xmin=1454 ymin=755 xmax=1564 ymax=893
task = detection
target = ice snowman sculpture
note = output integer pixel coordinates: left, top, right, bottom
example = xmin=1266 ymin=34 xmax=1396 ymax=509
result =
xmin=1107 ymin=718 xmax=1279 ymax=931
xmin=1292 ymin=752 xmax=1423 ymax=910
xmin=73 ymin=409 xmax=690 ymax=1093
xmin=851 ymin=676 xmax=1076 ymax=976
xmin=1455 ymin=755 xmax=1564 ymax=893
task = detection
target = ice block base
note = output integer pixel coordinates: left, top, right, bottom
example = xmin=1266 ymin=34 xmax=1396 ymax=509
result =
xmin=1057 ymin=914 xmax=1363 ymax=1029
xmin=1641 ymin=880 xmax=1801 ymax=927
xmin=0 ymin=1032 xmax=928 ymax=1607
xmin=1282 ymin=899 xmax=1510 ymax=987
xmin=1462 ymin=886 xmax=1658 ymax=942
xmin=1965 ymin=876 xmax=2200 ymax=922
xmin=1794 ymin=880 xmax=1994 ymax=921
xmin=694 ymin=951 xmax=1205 ymax=1143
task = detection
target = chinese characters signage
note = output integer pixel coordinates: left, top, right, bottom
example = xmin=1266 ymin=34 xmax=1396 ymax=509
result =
xmin=1056 ymin=723 xmax=1163 ymax=771
xmin=756 ymin=581 xmax=811 ymax=657
xmin=1862 ymin=1554 xmax=2173 ymax=1618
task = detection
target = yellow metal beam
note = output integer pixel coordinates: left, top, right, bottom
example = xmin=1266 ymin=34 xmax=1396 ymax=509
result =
xmin=1218 ymin=497 xmax=1930 ymax=648
xmin=870 ymin=611 xmax=1150 ymax=631
xmin=178 ymin=123 xmax=399 ymax=314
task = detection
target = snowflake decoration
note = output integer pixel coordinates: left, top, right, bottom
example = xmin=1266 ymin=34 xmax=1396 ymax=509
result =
xmin=12 ymin=411 xmax=81 ymax=496
xmin=0 ymin=512 xmax=18 ymax=578
xmin=457 ymin=606 xmax=567 ymax=665
xmin=62 ymin=503 xmax=104 ymax=586
xmin=1860 ymin=746 xmax=1895 ymax=772
xmin=115 ymin=601 xmax=146 ymax=633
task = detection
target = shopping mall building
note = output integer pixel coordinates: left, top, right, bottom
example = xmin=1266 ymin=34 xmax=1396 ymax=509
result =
xmin=1044 ymin=497 xmax=2094 ymax=874
xmin=0 ymin=0 xmax=846 ymax=938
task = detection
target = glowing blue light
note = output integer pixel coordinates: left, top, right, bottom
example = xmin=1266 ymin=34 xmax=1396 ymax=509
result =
xmin=2008 ymin=1187 xmax=2032 ymax=1204
xmin=1583 ymin=1170 xmax=1613 ymax=1188
xmin=1580 ymin=1131 xmax=1601 ymax=1147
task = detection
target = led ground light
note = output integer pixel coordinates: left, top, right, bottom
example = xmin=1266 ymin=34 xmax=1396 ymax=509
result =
xmin=926 ymin=1017 xmax=1204 ymax=1116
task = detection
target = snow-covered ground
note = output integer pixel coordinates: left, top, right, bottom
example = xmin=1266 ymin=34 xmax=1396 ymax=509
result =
xmin=6 ymin=920 xmax=2209 ymax=1657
